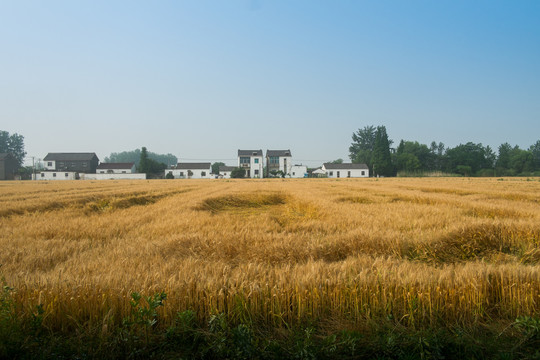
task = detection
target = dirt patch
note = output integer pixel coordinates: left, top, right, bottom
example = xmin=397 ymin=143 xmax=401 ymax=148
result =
xmin=197 ymin=193 xmax=287 ymax=214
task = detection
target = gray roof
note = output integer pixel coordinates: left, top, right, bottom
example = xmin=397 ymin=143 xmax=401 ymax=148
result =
xmin=97 ymin=162 xmax=135 ymax=170
xmin=176 ymin=162 xmax=211 ymax=170
xmin=44 ymin=153 xmax=99 ymax=161
xmin=219 ymin=166 xmax=236 ymax=172
xmin=238 ymin=149 xmax=263 ymax=156
xmin=323 ymin=163 xmax=369 ymax=170
xmin=266 ymin=149 xmax=292 ymax=157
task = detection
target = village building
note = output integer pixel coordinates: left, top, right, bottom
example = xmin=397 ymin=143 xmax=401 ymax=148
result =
xmin=266 ymin=150 xmax=292 ymax=177
xmin=322 ymin=163 xmax=369 ymax=178
xmin=238 ymin=150 xmax=263 ymax=178
xmin=218 ymin=165 xmax=236 ymax=179
xmin=166 ymin=162 xmax=212 ymax=179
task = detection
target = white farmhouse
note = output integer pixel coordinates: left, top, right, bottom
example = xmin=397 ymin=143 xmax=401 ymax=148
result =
xmin=238 ymin=150 xmax=263 ymax=178
xmin=218 ymin=165 xmax=236 ymax=179
xmin=289 ymin=165 xmax=308 ymax=178
xmin=322 ymin=163 xmax=369 ymax=178
xmin=96 ymin=162 xmax=136 ymax=174
xmin=166 ymin=163 xmax=212 ymax=179
xmin=37 ymin=171 xmax=79 ymax=180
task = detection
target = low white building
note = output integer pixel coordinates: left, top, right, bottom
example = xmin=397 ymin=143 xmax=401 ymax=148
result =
xmin=289 ymin=165 xmax=308 ymax=178
xmin=96 ymin=162 xmax=136 ymax=174
xmin=35 ymin=171 xmax=79 ymax=180
xmin=322 ymin=163 xmax=369 ymax=178
xmin=166 ymin=162 xmax=212 ymax=179
xmin=218 ymin=165 xmax=236 ymax=179
xmin=238 ymin=150 xmax=263 ymax=178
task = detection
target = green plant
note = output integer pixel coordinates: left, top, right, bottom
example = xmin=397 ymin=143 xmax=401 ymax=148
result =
xmin=122 ymin=291 xmax=167 ymax=347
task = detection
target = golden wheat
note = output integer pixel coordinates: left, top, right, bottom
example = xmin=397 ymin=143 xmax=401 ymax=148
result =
xmin=1 ymin=177 xmax=539 ymax=330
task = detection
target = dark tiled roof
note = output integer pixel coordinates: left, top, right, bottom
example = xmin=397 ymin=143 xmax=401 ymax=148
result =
xmin=238 ymin=149 xmax=262 ymax=156
xmin=97 ymin=163 xmax=135 ymax=170
xmin=44 ymin=153 xmax=99 ymax=161
xmin=219 ymin=166 xmax=236 ymax=172
xmin=266 ymin=149 xmax=292 ymax=157
xmin=323 ymin=163 xmax=369 ymax=170
xmin=176 ymin=162 xmax=211 ymax=170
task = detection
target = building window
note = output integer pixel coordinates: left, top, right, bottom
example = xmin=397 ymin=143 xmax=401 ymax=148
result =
xmin=240 ymin=157 xmax=250 ymax=164
xmin=122 ymin=171 xmax=126 ymax=174
xmin=361 ymin=171 xmax=365 ymax=176
xmin=41 ymin=173 xmax=44 ymax=177
xmin=65 ymin=173 xmax=69 ymax=177
xmin=100 ymin=171 xmax=105 ymax=174
xmin=269 ymin=156 xmax=279 ymax=164
xmin=254 ymin=169 xmax=259 ymax=175
xmin=329 ymin=171 xmax=333 ymax=176
xmin=254 ymin=158 xmax=259 ymax=164
xmin=337 ymin=171 xmax=340 ymax=178
xmin=107 ymin=170 xmax=114 ymax=174
xmin=47 ymin=162 xmax=52 ymax=167
xmin=201 ymin=171 xmax=206 ymax=176
xmin=179 ymin=172 xmax=184 ymax=176
xmin=53 ymin=173 xmax=57 ymax=177
xmin=347 ymin=171 xmax=351 ymax=178
xmin=292 ymin=172 xmax=295 ymax=176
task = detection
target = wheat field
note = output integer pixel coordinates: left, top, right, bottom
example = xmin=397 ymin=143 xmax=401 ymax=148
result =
xmin=1 ymin=177 xmax=540 ymax=333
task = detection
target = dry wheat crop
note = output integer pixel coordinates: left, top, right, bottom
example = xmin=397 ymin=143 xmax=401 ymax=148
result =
xmin=1 ymin=177 xmax=540 ymax=331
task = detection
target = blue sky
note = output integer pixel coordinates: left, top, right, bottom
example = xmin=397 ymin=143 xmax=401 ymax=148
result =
xmin=1 ymin=1 xmax=539 ymax=167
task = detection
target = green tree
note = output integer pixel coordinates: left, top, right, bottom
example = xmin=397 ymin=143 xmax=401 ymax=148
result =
xmin=373 ymin=126 xmax=394 ymax=176
xmin=396 ymin=140 xmax=434 ymax=172
xmin=445 ymin=142 xmax=491 ymax=175
xmin=230 ymin=168 xmax=246 ymax=178
xmin=496 ymin=143 xmax=512 ymax=171
xmin=509 ymin=147 xmax=534 ymax=174
xmin=529 ymin=140 xmax=540 ymax=171
xmin=212 ymin=162 xmax=225 ymax=175
xmin=349 ymin=125 xmax=376 ymax=169
xmin=0 ymin=130 xmax=26 ymax=167
xmin=330 ymin=158 xmax=344 ymax=164
xmin=105 ymin=149 xmax=176 ymax=167
xmin=137 ymin=147 xmax=167 ymax=177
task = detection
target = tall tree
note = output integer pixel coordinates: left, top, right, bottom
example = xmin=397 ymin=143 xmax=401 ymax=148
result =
xmin=496 ymin=143 xmax=512 ymax=170
xmin=212 ymin=162 xmax=225 ymax=175
xmin=138 ymin=147 xmax=149 ymax=173
xmin=0 ymin=130 xmax=27 ymax=167
xmin=529 ymin=140 xmax=540 ymax=171
xmin=373 ymin=126 xmax=394 ymax=176
xmin=445 ymin=142 xmax=491 ymax=175
xmin=105 ymin=149 xmax=176 ymax=166
xmin=349 ymin=125 xmax=376 ymax=169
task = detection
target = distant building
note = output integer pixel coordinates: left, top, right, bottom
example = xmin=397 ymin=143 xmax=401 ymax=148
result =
xmin=322 ymin=163 xmax=369 ymax=178
xmin=0 ymin=153 xmax=18 ymax=180
xmin=43 ymin=153 xmax=99 ymax=173
xmin=96 ymin=163 xmax=136 ymax=174
xmin=37 ymin=171 xmax=79 ymax=180
xmin=290 ymin=165 xmax=308 ymax=178
xmin=266 ymin=150 xmax=292 ymax=177
xmin=166 ymin=163 xmax=212 ymax=179
xmin=238 ymin=150 xmax=263 ymax=178
xmin=218 ymin=165 xmax=236 ymax=179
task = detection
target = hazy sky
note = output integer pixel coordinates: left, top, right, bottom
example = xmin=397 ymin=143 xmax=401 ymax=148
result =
xmin=1 ymin=1 xmax=539 ymax=167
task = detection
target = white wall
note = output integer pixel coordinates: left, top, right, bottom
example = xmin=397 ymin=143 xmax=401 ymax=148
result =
xmin=166 ymin=168 xmax=212 ymax=179
xmin=279 ymin=156 xmax=292 ymax=175
xmin=219 ymin=171 xmax=232 ymax=179
xmin=289 ymin=165 xmax=307 ymax=178
xmin=44 ymin=161 xmax=56 ymax=170
xmin=82 ymin=173 xmax=146 ymax=180
xmin=322 ymin=165 xmax=369 ymax=178
xmin=238 ymin=156 xmax=263 ymax=178
xmin=36 ymin=171 xmax=77 ymax=180
xmin=96 ymin=165 xmax=136 ymax=174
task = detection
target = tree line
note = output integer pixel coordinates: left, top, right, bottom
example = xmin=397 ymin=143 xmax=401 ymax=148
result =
xmin=349 ymin=125 xmax=540 ymax=177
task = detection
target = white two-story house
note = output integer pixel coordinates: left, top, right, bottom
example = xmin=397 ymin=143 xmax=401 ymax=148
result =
xmin=266 ymin=150 xmax=292 ymax=177
xmin=238 ymin=150 xmax=263 ymax=178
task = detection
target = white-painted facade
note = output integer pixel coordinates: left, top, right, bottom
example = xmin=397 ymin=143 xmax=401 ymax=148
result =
xmin=35 ymin=171 xmax=78 ymax=180
xmin=238 ymin=150 xmax=263 ymax=178
xmin=289 ymin=165 xmax=308 ymax=178
xmin=322 ymin=163 xmax=369 ymax=178
xmin=218 ymin=166 xmax=235 ymax=179
xmin=44 ymin=161 xmax=56 ymax=171
xmin=82 ymin=173 xmax=146 ymax=180
xmin=166 ymin=165 xmax=212 ymax=179
xmin=96 ymin=164 xmax=136 ymax=174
